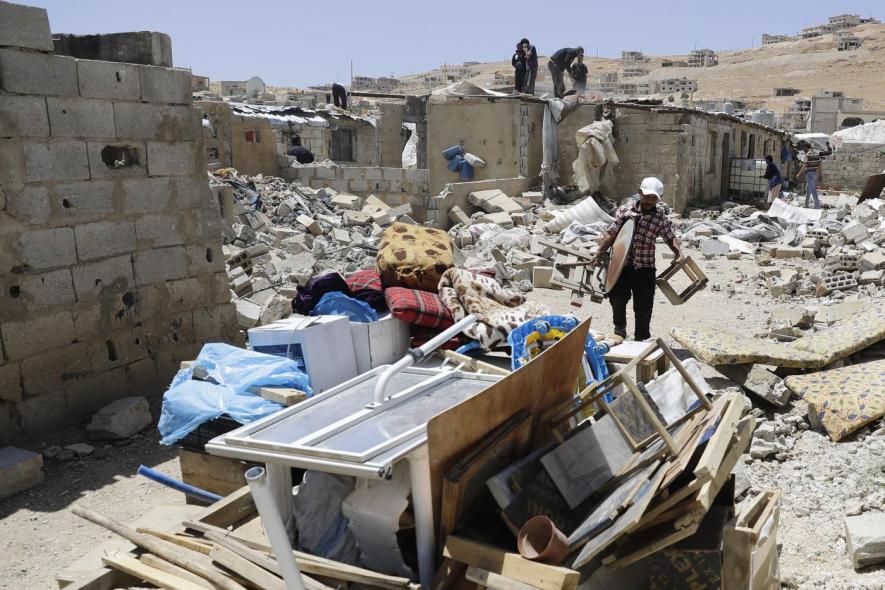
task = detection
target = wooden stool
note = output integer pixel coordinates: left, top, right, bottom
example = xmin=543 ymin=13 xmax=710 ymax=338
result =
xmin=656 ymin=256 xmax=708 ymax=305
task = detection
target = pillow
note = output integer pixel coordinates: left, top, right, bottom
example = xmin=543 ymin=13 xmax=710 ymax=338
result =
xmin=376 ymin=222 xmax=454 ymax=293
xmin=385 ymin=287 xmax=454 ymax=329
xmin=345 ymin=269 xmax=382 ymax=293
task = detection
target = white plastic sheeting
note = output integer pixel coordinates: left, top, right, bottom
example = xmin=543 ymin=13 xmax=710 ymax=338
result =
xmin=571 ymin=120 xmax=620 ymax=193
xmin=766 ymin=198 xmax=824 ymax=224
xmin=545 ymin=196 xmax=615 ymax=233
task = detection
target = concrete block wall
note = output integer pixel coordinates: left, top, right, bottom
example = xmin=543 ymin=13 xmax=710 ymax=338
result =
xmin=0 ymin=1 xmax=238 ymax=442
xmin=823 ymin=144 xmax=885 ymax=190
xmin=284 ymin=165 xmax=430 ymax=219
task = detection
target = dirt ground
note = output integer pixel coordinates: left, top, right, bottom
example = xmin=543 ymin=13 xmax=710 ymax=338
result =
xmin=2 ymin=246 xmax=884 ymax=590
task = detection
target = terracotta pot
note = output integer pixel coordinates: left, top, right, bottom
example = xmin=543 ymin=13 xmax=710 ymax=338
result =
xmin=517 ymin=516 xmax=569 ymax=564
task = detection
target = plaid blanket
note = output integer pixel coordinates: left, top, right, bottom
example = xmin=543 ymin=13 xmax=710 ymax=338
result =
xmin=385 ymin=287 xmax=454 ymax=329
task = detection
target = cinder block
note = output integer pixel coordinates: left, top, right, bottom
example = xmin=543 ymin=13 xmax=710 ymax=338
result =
xmin=113 ymin=102 xmax=198 ymax=141
xmin=173 ymin=174 xmax=213 ymax=208
xmin=3 ymin=185 xmax=51 ymax=225
xmin=349 ymin=179 xmax=370 ymax=192
xmin=341 ymin=166 xmax=364 ymax=180
xmin=193 ymin=304 xmax=233 ymax=341
xmin=0 ymin=49 xmax=78 ymax=96
xmin=0 ymin=364 xmax=22 ymax=403
xmin=0 ymin=95 xmax=49 ymax=138
xmin=1 ymin=310 xmax=75 ymax=360
xmin=24 ymin=141 xmax=90 ymax=182
xmin=62 ymin=367 xmax=130 ymax=425
xmin=124 ymin=358 xmax=157 ymax=386
xmin=55 ymin=180 xmax=115 ymax=224
xmin=76 ymin=60 xmax=141 ymax=100
xmin=404 ymin=168 xmax=427 ymax=183
xmin=71 ymin=255 xmax=135 ymax=301
xmin=18 ymin=269 xmax=76 ymax=308
xmin=365 ymin=168 xmax=383 ymax=181
xmin=0 ymin=2 xmax=53 ymax=51
xmin=186 ymin=242 xmax=225 ymax=276
xmin=0 ymin=141 xmax=24 ymax=184
xmin=18 ymin=227 xmax=77 ymax=270
xmin=20 ymin=341 xmax=91 ymax=397
xmin=135 ymin=213 xmax=184 ymax=247
xmin=86 ymin=141 xmax=147 ymax=179
xmin=315 ymin=167 xmax=335 ymax=179
xmin=0 ymin=447 xmax=43 ymax=502
xmin=146 ymin=141 xmax=197 ymax=176
xmin=139 ymin=66 xmax=192 ymax=105
xmin=382 ymin=167 xmax=404 ymax=181
xmin=46 ymin=97 xmax=116 ymax=138
xmin=123 ymin=177 xmax=171 ymax=214
xmin=133 ymin=246 xmax=188 ymax=285
xmin=164 ymin=277 xmax=204 ymax=312
xmin=74 ymin=220 xmax=136 ymax=261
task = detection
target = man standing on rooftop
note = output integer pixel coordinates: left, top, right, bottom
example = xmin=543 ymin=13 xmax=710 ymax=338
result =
xmin=548 ymin=46 xmax=583 ymax=99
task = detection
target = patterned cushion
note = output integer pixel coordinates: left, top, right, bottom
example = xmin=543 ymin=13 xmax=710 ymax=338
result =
xmin=346 ymin=269 xmax=382 ymax=293
xmin=785 ymin=360 xmax=885 ymax=441
xmin=376 ymin=222 xmax=454 ymax=293
xmin=789 ymin=307 xmax=885 ymax=360
xmin=670 ymin=327 xmax=827 ymax=368
xmin=385 ymin=287 xmax=454 ymax=329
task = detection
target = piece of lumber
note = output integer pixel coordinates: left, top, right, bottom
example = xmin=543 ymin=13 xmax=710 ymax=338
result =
xmin=102 ymin=552 xmax=208 ymax=590
xmin=139 ymin=554 xmax=215 ymax=589
xmin=441 ymin=350 xmax=511 ymax=376
xmin=692 ymin=393 xmax=748 ymax=481
xmin=191 ymin=486 xmax=255 ymax=528
xmin=184 ymin=520 xmax=418 ymax=590
xmin=209 ymin=545 xmax=285 ymax=590
xmin=255 ymin=386 xmax=308 ymax=406
xmin=440 ymin=410 xmax=532 ymax=546
xmin=59 ymin=567 xmax=133 ymax=590
xmin=464 ymin=566 xmax=538 ymax=590
xmin=443 ymin=535 xmax=579 ymax=590
xmin=427 ymin=320 xmax=590 ymax=540
xmin=71 ymin=504 xmax=247 ymax=590
xmin=203 ymin=530 xmax=331 ymax=590
xmin=178 ymin=450 xmax=251 ymax=499
xmin=137 ymin=527 xmax=212 ymax=555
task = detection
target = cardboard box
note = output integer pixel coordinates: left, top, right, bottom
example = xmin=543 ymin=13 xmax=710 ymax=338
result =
xmin=350 ymin=315 xmax=411 ymax=373
xmin=248 ymin=315 xmax=357 ymax=393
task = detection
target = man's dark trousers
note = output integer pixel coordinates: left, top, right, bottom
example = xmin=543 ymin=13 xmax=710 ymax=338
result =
xmin=608 ymin=265 xmax=656 ymax=340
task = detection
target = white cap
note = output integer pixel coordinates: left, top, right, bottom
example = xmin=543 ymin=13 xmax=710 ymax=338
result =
xmin=639 ymin=177 xmax=664 ymax=199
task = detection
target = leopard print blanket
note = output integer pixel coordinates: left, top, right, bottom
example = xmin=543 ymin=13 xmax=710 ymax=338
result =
xmin=438 ymin=268 xmax=550 ymax=350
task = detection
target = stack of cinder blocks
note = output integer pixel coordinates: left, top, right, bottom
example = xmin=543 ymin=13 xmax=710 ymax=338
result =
xmin=0 ymin=1 xmax=238 ymax=441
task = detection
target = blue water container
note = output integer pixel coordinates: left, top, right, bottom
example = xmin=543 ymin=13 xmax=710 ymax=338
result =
xmin=459 ymin=160 xmax=475 ymax=180
xmin=447 ymin=155 xmax=463 ymax=172
xmin=442 ymin=145 xmax=464 ymax=161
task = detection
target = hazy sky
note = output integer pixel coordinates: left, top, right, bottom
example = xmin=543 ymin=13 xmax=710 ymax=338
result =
xmin=27 ymin=0 xmax=881 ymax=88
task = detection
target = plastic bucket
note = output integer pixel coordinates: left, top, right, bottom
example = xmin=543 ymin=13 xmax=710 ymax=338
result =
xmin=517 ymin=516 xmax=569 ymax=564
xmin=459 ymin=160 xmax=475 ymax=180
xmin=448 ymin=155 xmax=463 ymax=172
xmin=442 ymin=145 xmax=464 ymax=161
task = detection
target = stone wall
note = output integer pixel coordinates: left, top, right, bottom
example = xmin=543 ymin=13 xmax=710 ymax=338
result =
xmin=284 ymin=165 xmax=430 ymax=219
xmin=823 ymin=143 xmax=885 ymax=190
xmin=198 ymin=101 xmax=277 ymax=176
xmin=0 ymin=2 xmax=238 ymax=442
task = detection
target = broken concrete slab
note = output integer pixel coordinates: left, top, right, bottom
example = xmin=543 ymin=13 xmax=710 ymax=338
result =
xmin=449 ymin=205 xmax=472 ymax=226
xmin=842 ymin=222 xmax=868 ymax=244
xmin=0 ymin=447 xmax=44 ymax=501
xmin=859 ymin=250 xmax=885 ymax=272
xmin=235 ymin=299 xmax=261 ymax=329
xmin=846 ymin=512 xmax=885 ymax=569
xmin=87 ymin=396 xmax=151 ymax=440
xmin=714 ymin=364 xmax=789 ymax=407
xmin=477 ymin=211 xmax=514 ymax=229
xmin=343 ymin=210 xmax=372 ymax=226
xmin=296 ymin=214 xmax=322 ymax=236
xmin=331 ymin=193 xmax=362 ymax=211
xmin=532 ymin=266 xmax=554 ymax=288
xmin=859 ymin=270 xmax=884 ymax=285
xmin=521 ymin=190 xmax=543 ymax=204
xmin=701 ymin=238 xmax=729 ymax=256
xmin=259 ymin=293 xmax=292 ymax=326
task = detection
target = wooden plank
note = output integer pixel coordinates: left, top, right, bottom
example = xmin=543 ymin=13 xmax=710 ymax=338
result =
xmin=209 ymin=545 xmax=285 ymax=590
xmin=191 ymin=486 xmax=256 ymax=528
xmin=137 ymin=527 xmax=212 ymax=555
xmin=464 ymin=566 xmax=539 ymax=590
xmin=427 ymin=320 xmax=590 ymax=541
xmin=443 ymin=536 xmax=579 ymax=590
xmin=441 ymin=350 xmax=511 ymax=376
xmin=184 ymin=520 xmax=418 ymax=590
xmin=58 ymin=567 xmax=132 ymax=590
xmin=256 ymin=387 xmax=308 ymax=406
xmin=440 ymin=410 xmax=533 ymax=545
xmin=692 ymin=393 xmax=748 ymax=481
xmin=139 ymin=555 xmax=215 ymax=589
xmin=102 ymin=553 xmax=208 ymax=590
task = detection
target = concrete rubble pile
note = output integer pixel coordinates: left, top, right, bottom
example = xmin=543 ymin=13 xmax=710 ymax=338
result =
xmin=209 ymin=171 xmax=415 ymax=330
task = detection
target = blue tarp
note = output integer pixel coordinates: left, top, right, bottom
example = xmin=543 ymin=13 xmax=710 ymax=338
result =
xmin=158 ymin=343 xmax=313 ymax=445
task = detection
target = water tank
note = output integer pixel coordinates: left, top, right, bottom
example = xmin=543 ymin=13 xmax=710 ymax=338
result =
xmin=245 ymin=76 xmax=266 ymax=99
xmin=723 ymin=102 xmax=735 ymax=115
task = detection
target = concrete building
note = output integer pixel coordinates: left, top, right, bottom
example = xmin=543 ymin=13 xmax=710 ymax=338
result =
xmin=782 ymin=98 xmax=811 ymax=130
xmin=774 ymin=87 xmax=801 ymax=97
xmin=621 ymin=51 xmax=646 ymax=62
xmin=656 ymin=78 xmax=698 ymax=95
xmin=198 ymin=101 xmax=277 ymax=176
xmin=661 ymin=60 xmax=689 ymax=68
xmin=836 ymin=108 xmax=885 ymax=129
xmin=829 ymin=14 xmax=861 ymax=29
xmin=220 ymin=80 xmax=247 ymax=96
xmin=800 ymin=24 xmax=833 ymax=39
xmin=191 ymin=74 xmax=209 ymax=92
xmin=836 ymin=32 xmax=862 ymax=51
xmin=622 ymin=64 xmax=649 ymax=77
xmin=0 ymin=2 xmax=238 ymax=441
xmin=687 ymin=49 xmax=718 ymax=67
xmin=808 ymin=91 xmax=864 ymax=134
xmin=762 ymin=33 xmax=794 ymax=45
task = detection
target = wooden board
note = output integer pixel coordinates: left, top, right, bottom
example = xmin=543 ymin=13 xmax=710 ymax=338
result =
xmin=427 ymin=319 xmax=590 ymax=541
xmin=178 ymin=450 xmax=252 ymax=499
xmin=443 ymin=535 xmax=580 ymax=590
xmin=440 ymin=410 xmax=533 ymax=545
xmin=102 ymin=553 xmax=208 ymax=590
xmin=465 ymin=566 xmax=538 ymax=590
